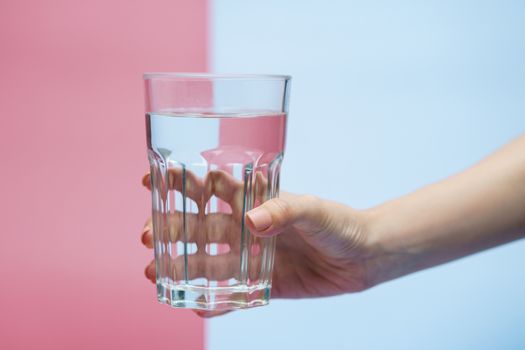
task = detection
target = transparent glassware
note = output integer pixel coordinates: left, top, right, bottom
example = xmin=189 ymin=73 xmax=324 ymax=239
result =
xmin=144 ymin=73 xmax=291 ymax=311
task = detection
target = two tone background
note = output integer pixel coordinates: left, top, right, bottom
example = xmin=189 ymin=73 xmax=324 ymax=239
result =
xmin=1 ymin=1 xmax=524 ymax=349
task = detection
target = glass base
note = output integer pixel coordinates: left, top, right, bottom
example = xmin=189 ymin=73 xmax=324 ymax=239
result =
xmin=157 ymin=282 xmax=271 ymax=311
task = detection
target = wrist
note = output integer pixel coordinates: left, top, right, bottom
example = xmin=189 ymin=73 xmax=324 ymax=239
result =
xmin=361 ymin=205 xmax=416 ymax=288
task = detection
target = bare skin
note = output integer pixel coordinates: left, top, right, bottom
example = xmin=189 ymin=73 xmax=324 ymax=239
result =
xmin=141 ymin=135 xmax=525 ymax=317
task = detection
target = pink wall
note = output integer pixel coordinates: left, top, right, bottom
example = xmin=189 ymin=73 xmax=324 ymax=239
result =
xmin=0 ymin=1 xmax=206 ymax=349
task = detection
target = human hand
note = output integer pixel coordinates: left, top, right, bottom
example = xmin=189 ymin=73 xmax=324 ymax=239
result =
xmin=141 ymin=170 xmax=378 ymax=316
xmin=243 ymin=193 xmax=373 ymax=298
xmin=141 ymin=134 xmax=525 ymax=317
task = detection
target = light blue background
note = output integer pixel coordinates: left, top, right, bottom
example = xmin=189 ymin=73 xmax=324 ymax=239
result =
xmin=209 ymin=1 xmax=525 ymax=349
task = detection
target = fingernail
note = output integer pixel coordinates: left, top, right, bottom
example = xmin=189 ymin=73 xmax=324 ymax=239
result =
xmin=145 ymin=262 xmax=155 ymax=282
xmin=246 ymin=208 xmax=272 ymax=231
xmin=141 ymin=227 xmax=151 ymax=244
xmin=142 ymin=174 xmax=150 ymax=188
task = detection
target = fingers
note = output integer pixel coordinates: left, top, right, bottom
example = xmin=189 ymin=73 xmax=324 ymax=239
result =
xmin=142 ymin=173 xmax=151 ymax=190
xmin=143 ymin=169 xmax=244 ymax=200
xmin=168 ymin=168 xmax=206 ymax=205
xmin=144 ymin=247 xmax=263 ymax=283
xmin=172 ymin=254 xmax=236 ymax=281
xmin=194 ymin=309 xmax=232 ymax=318
xmin=143 ymin=169 xmax=269 ymax=218
xmin=142 ymin=170 xmax=276 ymax=290
xmin=246 ymin=193 xmax=324 ymax=236
xmin=171 ymin=252 xmax=262 ymax=281
xmin=198 ymin=213 xmax=240 ymax=246
xmin=253 ymin=171 xmax=269 ymax=205
xmin=204 ymin=170 xmax=244 ymax=218
xmin=145 ymin=259 xmax=155 ymax=283
xmin=143 ymin=170 xmax=205 ymax=211
xmin=151 ymin=211 xmax=241 ymax=245
xmin=141 ymin=219 xmax=153 ymax=248
xmin=142 ymin=169 xmax=265 ymax=248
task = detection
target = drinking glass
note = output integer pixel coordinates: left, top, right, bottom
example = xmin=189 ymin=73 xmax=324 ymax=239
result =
xmin=144 ymin=73 xmax=291 ymax=310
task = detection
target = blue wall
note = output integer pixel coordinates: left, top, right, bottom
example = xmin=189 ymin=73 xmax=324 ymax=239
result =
xmin=209 ymin=1 xmax=525 ymax=349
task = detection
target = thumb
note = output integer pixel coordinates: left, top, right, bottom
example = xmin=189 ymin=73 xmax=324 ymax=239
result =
xmin=245 ymin=193 xmax=322 ymax=236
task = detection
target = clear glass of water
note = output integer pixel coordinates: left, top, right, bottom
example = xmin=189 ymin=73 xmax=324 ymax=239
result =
xmin=144 ymin=73 xmax=291 ymax=311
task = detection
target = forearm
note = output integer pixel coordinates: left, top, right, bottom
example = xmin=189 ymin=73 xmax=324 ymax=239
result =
xmin=366 ymin=135 xmax=525 ymax=286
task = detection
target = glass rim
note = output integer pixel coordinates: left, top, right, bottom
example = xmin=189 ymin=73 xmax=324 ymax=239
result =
xmin=143 ymin=72 xmax=291 ymax=81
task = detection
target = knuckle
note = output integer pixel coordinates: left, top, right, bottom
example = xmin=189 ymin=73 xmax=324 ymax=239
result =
xmin=265 ymin=197 xmax=293 ymax=226
xmin=299 ymin=194 xmax=321 ymax=208
xmin=297 ymin=194 xmax=328 ymax=232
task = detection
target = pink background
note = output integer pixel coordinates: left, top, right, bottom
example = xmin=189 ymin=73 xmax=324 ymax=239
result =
xmin=0 ymin=1 xmax=206 ymax=349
